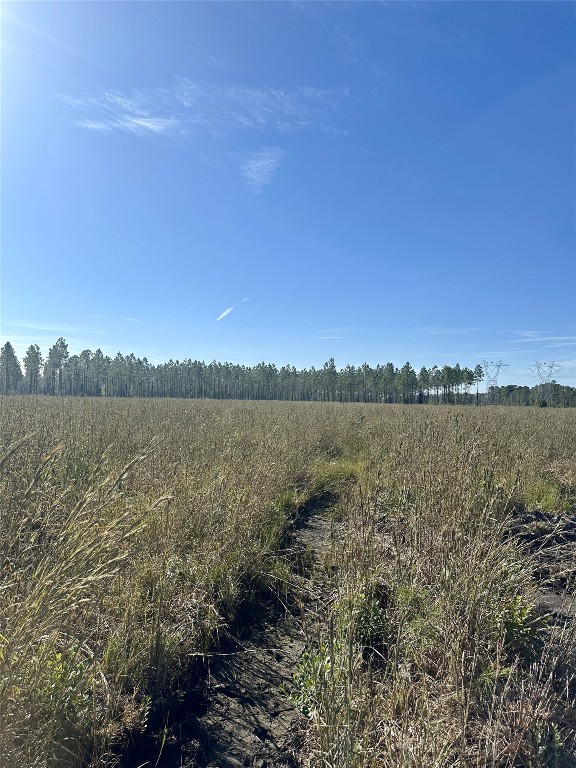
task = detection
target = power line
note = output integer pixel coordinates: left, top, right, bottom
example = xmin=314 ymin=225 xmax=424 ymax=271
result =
xmin=530 ymin=361 xmax=562 ymax=405
xmin=513 ymin=372 xmax=540 ymax=385
xmin=482 ymin=360 xmax=509 ymax=404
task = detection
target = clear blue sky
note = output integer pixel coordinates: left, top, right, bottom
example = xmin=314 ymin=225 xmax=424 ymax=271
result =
xmin=2 ymin=1 xmax=575 ymax=387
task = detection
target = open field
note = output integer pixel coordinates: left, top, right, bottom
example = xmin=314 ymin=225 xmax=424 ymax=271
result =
xmin=1 ymin=397 xmax=575 ymax=767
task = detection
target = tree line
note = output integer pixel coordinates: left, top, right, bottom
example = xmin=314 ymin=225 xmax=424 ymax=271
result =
xmin=1 ymin=338 xmax=574 ymax=406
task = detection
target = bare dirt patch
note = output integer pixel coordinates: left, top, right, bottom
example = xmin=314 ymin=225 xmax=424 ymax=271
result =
xmin=509 ymin=506 xmax=576 ymax=624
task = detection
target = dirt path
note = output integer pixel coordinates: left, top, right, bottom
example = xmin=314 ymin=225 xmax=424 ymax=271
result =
xmin=191 ymin=506 xmax=337 ymax=768
xmin=121 ymin=496 xmax=338 ymax=768
xmin=510 ymin=507 xmax=576 ymax=624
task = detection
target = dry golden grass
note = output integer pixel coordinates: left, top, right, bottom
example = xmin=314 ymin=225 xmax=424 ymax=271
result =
xmin=297 ymin=407 xmax=576 ymax=767
xmin=0 ymin=398 xmax=574 ymax=767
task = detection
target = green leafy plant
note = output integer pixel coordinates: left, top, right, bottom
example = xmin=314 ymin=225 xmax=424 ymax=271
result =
xmin=290 ymin=646 xmax=331 ymax=718
xmin=353 ymin=592 xmax=388 ymax=656
xmin=502 ymin=595 xmax=550 ymax=662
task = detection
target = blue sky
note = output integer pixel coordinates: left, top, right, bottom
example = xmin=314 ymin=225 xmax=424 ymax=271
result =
xmin=2 ymin=1 xmax=575 ymax=387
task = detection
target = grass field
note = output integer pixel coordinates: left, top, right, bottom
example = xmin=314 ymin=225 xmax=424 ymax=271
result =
xmin=1 ymin=397 xmax=575 ymax=767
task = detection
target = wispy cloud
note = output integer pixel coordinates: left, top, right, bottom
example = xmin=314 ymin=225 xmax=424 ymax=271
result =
xmin=422 ymin=325 xmax=489 ymax=336
xmin=90 ymin=314 xmax=145 ymax=324
xmin=240 ymin=147 xmax=285 ymax=192
xmin=63 ymin=80 xmax=347 ymax=138
xmin=216 ymin=306 xmax=235 ymax=321
xmin=372 ymin=66 xmax=393 ymax=81
xmin=503 ymin=331 xmax=576 ymax=354
xmin=2 ymin=320 xmax=106 ymax=362
xmin=506 ymin=333 xmax=576 ymax=345
xmin=174 ymin=79 xmax=345 ymax=133
xmin=119 ymin=116 xmax=180 ymax=135
xmin=74 ymin=120 xmax=113 ymax=132
xmin=336 ymin=29 xmax=360 ymax=65
xmin=6 ymin=320 xmax=79 ymax=334
xmin=318 ymin=326 xmax=353 ymax=334
xmin=62 ymin=91 xmax=181 ymax=136
xmin=75 ymin=114 xmax=181 ymax=136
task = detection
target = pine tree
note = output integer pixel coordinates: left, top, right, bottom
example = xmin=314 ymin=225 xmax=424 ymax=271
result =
xmin=44 ymin=338 xmax=69 ymax=395
xmin=23 ymin=344 xmax=43 ymax=394
xmin=398 ymin=362 xmax=418 ymax=404
xmin=418 ymin=366 xmax=430 ymax=404
xmin=0 ymin=342 xmax=24 ymax=393
xmin=473 ymin=365 xmax=484 ymax=406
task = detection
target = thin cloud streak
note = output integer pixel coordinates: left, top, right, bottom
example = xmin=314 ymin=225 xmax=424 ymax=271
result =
xmin=216 ymin=306 xmax=235 ymax=321
xmin=422 ymin=326 xmax=490 ymax=336
xmin=63 ymin=80 xmax=348 ymax=138
xmin=5 ymin=333 xmax=94 ymax=362
xmin=506 ymin=334 xmax=576 ymax=344
xmin=6 ymin=319 xmax=80 ymax=334
xmin=75 ymin=115 xmax=181 ymax=136
xmin=318 ymin=326 xmax=354 ymax=334
xmin=91 ymin=314 xmax=145 ymax=324
xmin=240 ymin=147 xmax=285 ymax=192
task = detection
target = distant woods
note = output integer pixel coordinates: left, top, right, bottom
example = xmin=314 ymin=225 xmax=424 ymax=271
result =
xmin=1 ymin=338 xmax=574 ymax=406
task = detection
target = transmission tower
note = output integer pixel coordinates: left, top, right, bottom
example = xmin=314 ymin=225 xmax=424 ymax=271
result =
xmin=482 ymin=360 xmax=509 ymax=404
xmin=530 ymin=361 xmax=562 ymax=406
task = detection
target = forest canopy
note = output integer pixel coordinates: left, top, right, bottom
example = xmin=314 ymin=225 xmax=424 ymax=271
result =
xmin=1 ymin=338 xmax=574 ymax=406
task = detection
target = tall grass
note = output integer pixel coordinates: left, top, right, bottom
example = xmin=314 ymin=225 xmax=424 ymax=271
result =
xmin=294 ymin=407 xmax=576 ymax=767
xmin=1 ymin=398 xmax=574 ymax=766
xmin=0 ymin=396 xmax=355 ymax=765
